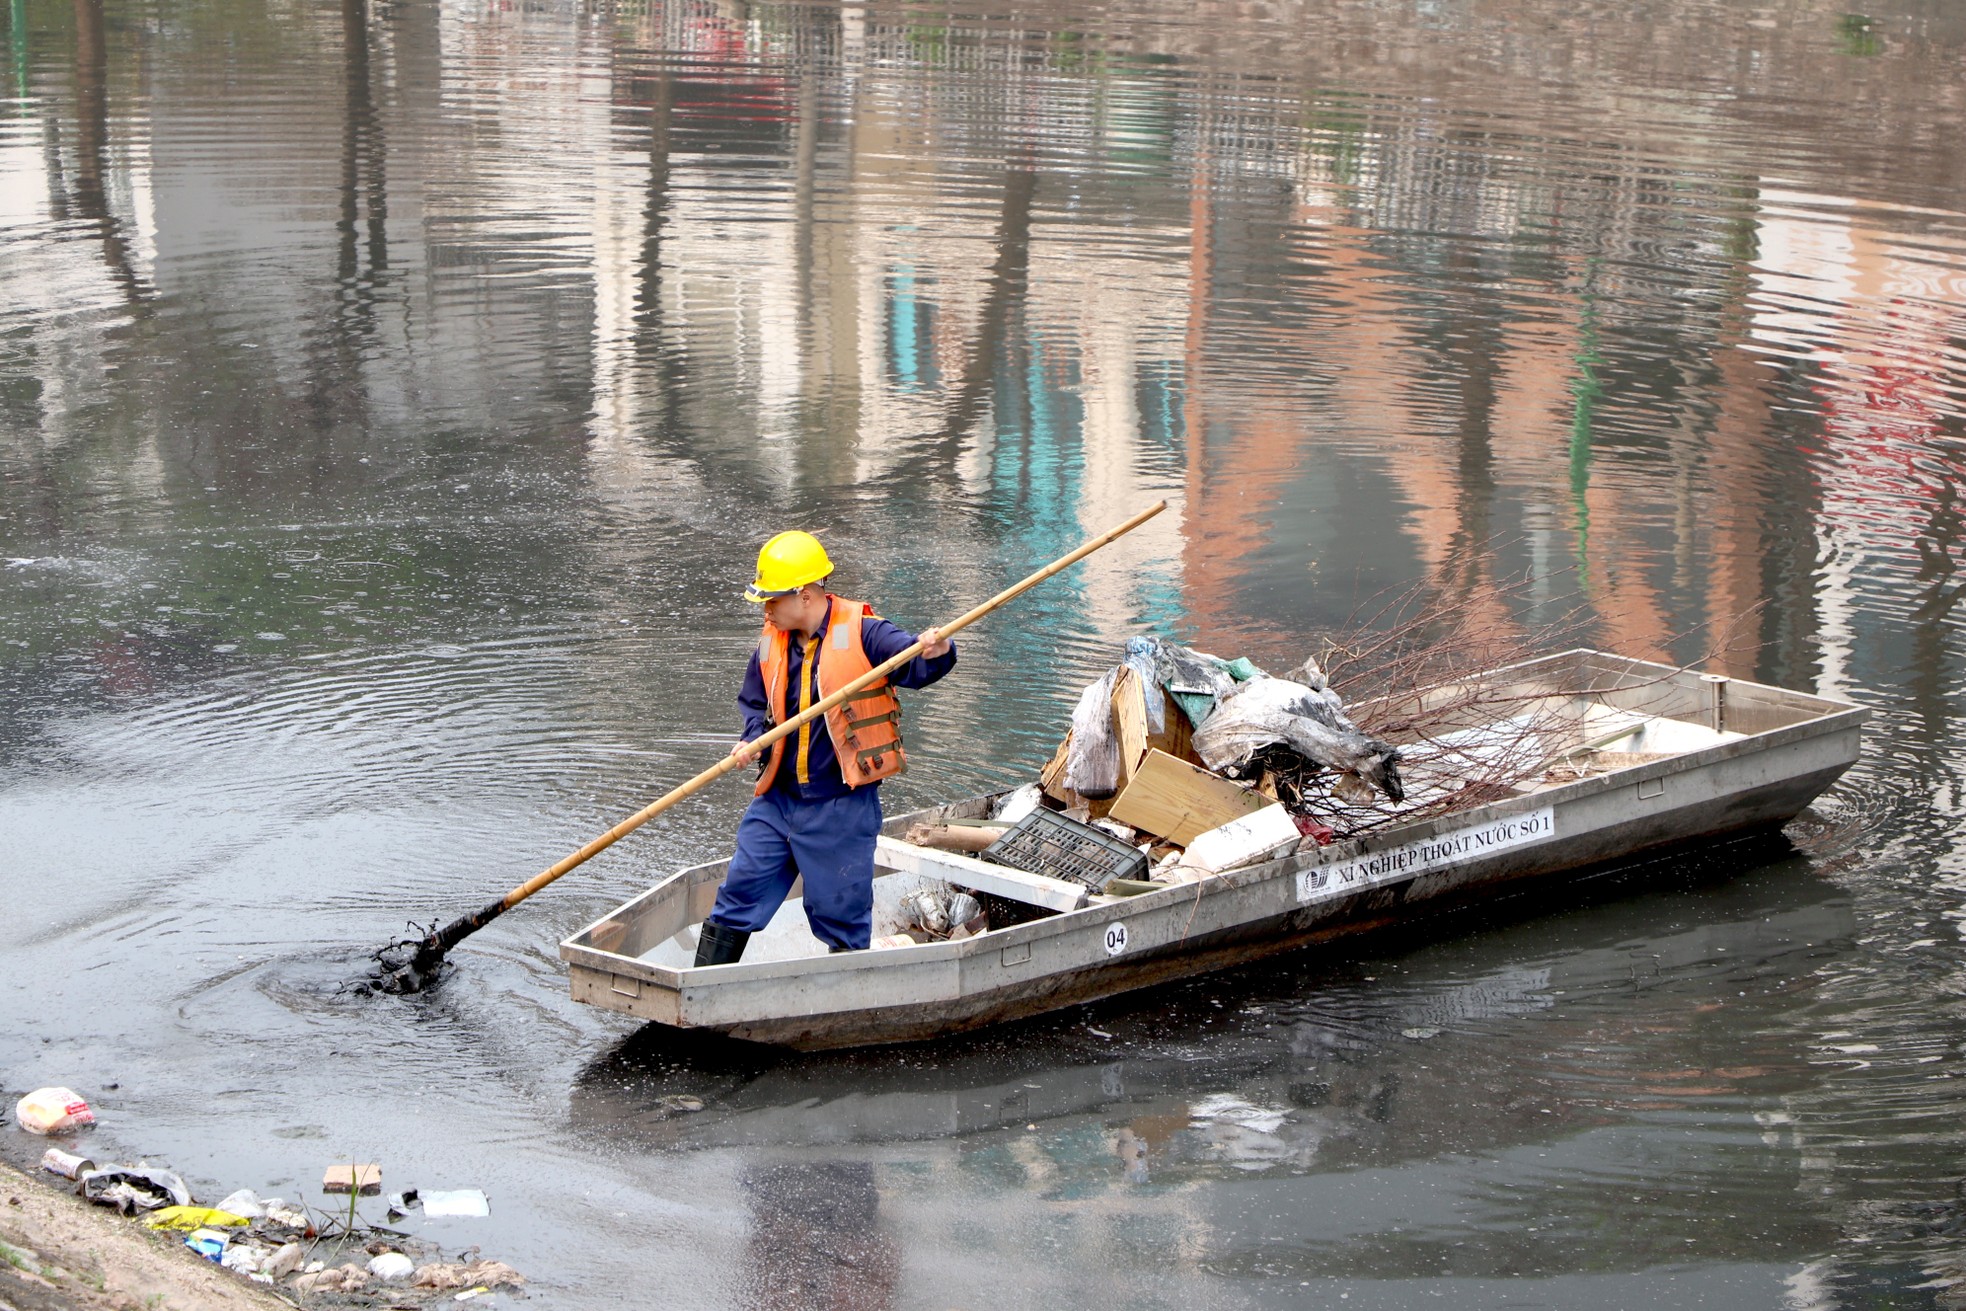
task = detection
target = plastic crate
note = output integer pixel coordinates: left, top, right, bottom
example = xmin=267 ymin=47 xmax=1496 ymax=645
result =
xmin=980 ymin=808 xmax=1149 ymax=892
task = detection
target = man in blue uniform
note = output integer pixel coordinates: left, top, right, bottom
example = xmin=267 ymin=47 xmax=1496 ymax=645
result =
xmin=694 ymin=531 xmax=956 ymax=966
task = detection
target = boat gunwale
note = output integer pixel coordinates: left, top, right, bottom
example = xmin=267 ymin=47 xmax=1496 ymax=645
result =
xmin=560 ymin=650 xmax=1868 ymax=997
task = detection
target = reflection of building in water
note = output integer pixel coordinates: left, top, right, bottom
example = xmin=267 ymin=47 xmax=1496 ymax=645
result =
xmin=596 ymin=6 xmax=1192 ymax=649
xmin=1747 ymin=187 xmax=1966 ymax=712
xmin=572 ymin=5 xmax=1963 ymax=683
xmin=1171 ymin=103 xmax=1676 ymax=655
xmin=12 ymin=0 xmax=1961 ymax=693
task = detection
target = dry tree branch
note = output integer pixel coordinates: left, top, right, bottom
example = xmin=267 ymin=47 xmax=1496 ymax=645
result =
xmin=1278 ymin=543 xmax=1768 ymax=840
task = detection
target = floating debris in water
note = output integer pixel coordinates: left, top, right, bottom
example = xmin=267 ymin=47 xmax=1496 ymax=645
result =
xmin=1187 ymin=1094 xmax=1288 ymax=1134
xmin=323 ymin=1163 xmax=382 ymax=1196
xmin=421 ymin=1189 xmax=490 ymax=1219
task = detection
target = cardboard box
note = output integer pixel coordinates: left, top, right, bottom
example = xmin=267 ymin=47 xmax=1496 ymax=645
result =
xmin=1107 ymin=749 xmax=1269 ymax=846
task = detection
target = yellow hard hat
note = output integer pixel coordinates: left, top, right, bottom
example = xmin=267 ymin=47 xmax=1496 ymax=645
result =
xmin=745 ymin=531 xmax=833 ymax=602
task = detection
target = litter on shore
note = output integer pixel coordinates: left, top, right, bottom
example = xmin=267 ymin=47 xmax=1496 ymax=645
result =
xmin=14 ymin=1088 xmax=96 ymax=1135
xmin=10 ymin=1100 xmax=525 ymax=1307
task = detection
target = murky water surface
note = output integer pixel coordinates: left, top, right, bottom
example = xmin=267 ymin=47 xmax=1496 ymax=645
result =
xmin=3 ymin=0 xmax=1964 ymax=1304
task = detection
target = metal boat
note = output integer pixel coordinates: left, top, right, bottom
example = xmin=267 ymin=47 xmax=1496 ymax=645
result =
xmin=560 ymin=650 xmax=1865 ymax=1050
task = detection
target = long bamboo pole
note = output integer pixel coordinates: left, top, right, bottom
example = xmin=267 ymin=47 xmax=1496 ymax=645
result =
xmin=389 ymin=500 xmax=1168 ymax=985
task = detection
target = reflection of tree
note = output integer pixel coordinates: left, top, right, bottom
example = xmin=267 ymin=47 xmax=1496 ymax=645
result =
xmin=1385 ymin=239 xmax=1512 ymax=637
xmin=325 ymin=0 xmax=387 ymax=387
xmin=341 ymin=0 xmax=387 ymax=290
xmin=68 ymin=0 xmax=149 ymax=302
xmin=882 ymin=165 xmax=1037 ymax=492
xmin=632 ymin=55 xmax=672 ymax=363
xmin=9 ymin=0 xmax=27 ymax=99
xmin=1686 ymin=240 xmax=1827 ymax=687
xmin=1442 ymin=251 xmax=1501 ymax=578
xmin=740 ymin=1160 xmax=899 ymax=1311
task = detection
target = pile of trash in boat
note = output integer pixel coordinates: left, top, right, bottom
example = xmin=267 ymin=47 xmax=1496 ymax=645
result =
xmin=877 ymin=637 xmax=1410 ymax=945
xmin=874 ymin=635 xmax=1728 ymax=948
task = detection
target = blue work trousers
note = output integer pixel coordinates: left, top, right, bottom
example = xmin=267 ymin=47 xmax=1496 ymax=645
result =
xmin=706 ymin=785 xmax=884 ymax=950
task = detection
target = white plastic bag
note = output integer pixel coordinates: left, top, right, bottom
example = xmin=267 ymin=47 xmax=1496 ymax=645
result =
xmin=369 ymin=1252 xmax=415 ymax=1280
xmin=1193 ymin=676 xmax=1403 ymax=802
xmin=1062 ymin=667 xmax=1123 ymax=798
xmin=14 ymin=1087 xmax=95 ymax=1135
xmin=215 ymin=1189 xmax=268 ymax=1219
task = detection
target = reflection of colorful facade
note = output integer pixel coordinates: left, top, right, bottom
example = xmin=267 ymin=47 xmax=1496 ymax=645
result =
xmin=18 ymin=0 xmax=1963 ymax=685
xmin=10 ymin=0 xmax=1964 ymax=691
xmin=1749 ymin=187 xmax=1966 ymax=701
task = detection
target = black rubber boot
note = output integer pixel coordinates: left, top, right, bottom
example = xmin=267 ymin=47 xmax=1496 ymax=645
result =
xmin=693 ymin=921 xmax=750 ymax=967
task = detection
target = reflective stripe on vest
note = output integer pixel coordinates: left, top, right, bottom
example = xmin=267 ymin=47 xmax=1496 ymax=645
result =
xmin=754 ymin=595 xmax=906 ymax=794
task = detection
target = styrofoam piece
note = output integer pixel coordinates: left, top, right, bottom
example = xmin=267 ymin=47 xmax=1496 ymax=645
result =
xmin=421 ymin=1189 xmax=490 ymax=1218
xmin=1177 ymin=804 xmax=1301 ymax=875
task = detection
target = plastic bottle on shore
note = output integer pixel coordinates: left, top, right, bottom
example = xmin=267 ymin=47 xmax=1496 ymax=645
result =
xmin=13 ymin=1088 xmax=96 ymax=1135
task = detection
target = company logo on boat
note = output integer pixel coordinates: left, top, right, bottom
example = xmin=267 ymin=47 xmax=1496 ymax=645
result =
xmin=1296 ymin=806 xmax=1557 ymax=904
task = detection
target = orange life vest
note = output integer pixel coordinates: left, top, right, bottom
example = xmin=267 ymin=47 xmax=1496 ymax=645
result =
xmin=754 ymin=595 xmax=905 ymax=794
